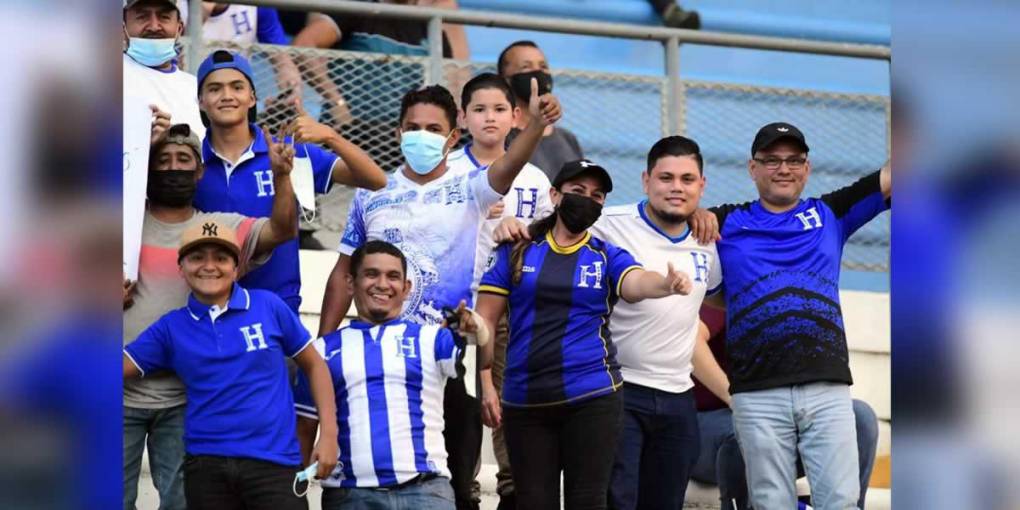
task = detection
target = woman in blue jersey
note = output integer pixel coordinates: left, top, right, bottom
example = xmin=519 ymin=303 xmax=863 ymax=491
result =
xmin=476 ymin=159 xmax=694 ymax=510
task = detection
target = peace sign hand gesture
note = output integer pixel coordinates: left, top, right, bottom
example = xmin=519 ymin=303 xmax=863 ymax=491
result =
xmin=262 ymin=126 xmax=295 ymax=177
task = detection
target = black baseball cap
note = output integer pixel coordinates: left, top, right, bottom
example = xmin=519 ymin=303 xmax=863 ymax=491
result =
xmin=553 ymin=159 xmax=613 ymax=194
xmin=750 ymin=122 xmax=810 ymax=156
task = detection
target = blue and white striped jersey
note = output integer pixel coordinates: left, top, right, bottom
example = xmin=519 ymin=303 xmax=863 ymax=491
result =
xmin=294 ymin=319 xmax=461 ymax=488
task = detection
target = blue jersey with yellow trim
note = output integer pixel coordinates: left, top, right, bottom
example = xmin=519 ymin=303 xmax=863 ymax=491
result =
xmin=479 ymin=231 xmax=642 ymax=407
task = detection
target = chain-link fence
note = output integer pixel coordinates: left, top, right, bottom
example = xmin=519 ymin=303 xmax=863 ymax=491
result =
xmin=186 ymin=38 xmax=889 ymax=272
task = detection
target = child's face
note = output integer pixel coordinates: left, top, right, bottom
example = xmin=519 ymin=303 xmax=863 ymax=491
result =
xmin=462 ymin=88 xmax=516 ymax=148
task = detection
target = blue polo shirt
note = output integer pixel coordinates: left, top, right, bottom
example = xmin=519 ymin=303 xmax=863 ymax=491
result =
xmin=124 ymin=284 xmax=314 ymax=466
xmin=479 ymin=231 xmax=642 ymax=407
xmin=196 ymin=123 xmax=337 ymax=311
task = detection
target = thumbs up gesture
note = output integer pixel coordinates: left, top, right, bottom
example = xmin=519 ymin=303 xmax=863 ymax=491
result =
xmin=664 ymin=261 xmax=693 ymax=296
xmin=287 ymin=99 xmax=339 ymax=145
xmin=527 ymin=77 xmax=562 ymax=127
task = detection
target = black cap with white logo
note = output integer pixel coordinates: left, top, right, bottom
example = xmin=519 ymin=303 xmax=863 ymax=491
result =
xmin=553 ymin=159 xmax=613 ymax=193
xmin=750 ymin=122 xmax=810 ymax=156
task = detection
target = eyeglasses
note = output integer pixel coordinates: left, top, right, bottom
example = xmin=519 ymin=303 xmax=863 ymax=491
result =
xmin=752 ymin=156 xmax=807 ymax=170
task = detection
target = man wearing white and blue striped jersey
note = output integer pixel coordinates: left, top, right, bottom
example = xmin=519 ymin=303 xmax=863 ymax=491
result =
xmin=693 ymin=122 xmax=891 ymax=510
xmin=295 ymin=241 xmax=490 ymax=510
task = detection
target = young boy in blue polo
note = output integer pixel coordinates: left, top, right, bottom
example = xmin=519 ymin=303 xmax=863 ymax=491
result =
xmin=123 ymin=219 xmax=339 ymax=510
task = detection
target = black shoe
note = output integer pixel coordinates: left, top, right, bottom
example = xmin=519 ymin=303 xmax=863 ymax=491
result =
xmin=496 ymin=493 xmax=517 ymax=510
xmin=662 ymin=4 xmax=702 ymax=30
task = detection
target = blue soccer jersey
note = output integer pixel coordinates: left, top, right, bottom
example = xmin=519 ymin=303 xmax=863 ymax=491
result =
xmin=124 ymin=285 xmax=313 ymax=466
xmin=712 ymin=170 xmax=890 ymax=393
xmin=293 ymin=319 xmax=460 ymax=488
xmin=479 ymin=231 xmax=642 ymax=407
xmin=195 ymin=124 xmax=336 ymax=311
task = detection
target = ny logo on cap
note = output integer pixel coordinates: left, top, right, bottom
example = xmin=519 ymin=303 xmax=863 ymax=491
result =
xmin=579 ymin=160 xmax=595 ymax=168
xmin=202 ymin=223 xmax=219 ymax=237
xmin=777 ymin=126 xmax=789 ymax=132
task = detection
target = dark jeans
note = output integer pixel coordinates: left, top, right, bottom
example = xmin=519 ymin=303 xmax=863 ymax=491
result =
xmin=443 ymin=375 xmax=482 ymax=510
xmin=503 ymin=390 xmax=624 ymax=510
xmin=183 ymin=454 xmax=307 ymax=510
xmin=690 ymin=399 xmax=879 ymax=509
xmin=123 ymin=405 xmax=186 ymax=510
xmin=609 ymin=383 xmax=700 ymax=510
xmin=321 ymin=477 xmax=456 ymax=510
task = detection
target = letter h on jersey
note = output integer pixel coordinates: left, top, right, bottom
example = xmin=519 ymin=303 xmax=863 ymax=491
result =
xmin=231 ymin=10 xmax=253 ymax=35
xmin=577 ymin=261 xmax=604 ymax=289
xmin=254 ymin=170 xmax=275 ymax=197
xmin=690 ymin=252 xmax=709 ymax=283
xmin=515 ymin=187 xmax=539 ymax=219
xmin=239 ymin=323 xmax=269 ymax=352
xmin=795 ymin=207 xmax=823 ymax=230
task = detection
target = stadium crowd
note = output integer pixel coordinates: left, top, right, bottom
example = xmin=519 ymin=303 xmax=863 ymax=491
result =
xmin=122 ymin=1 xmax=891 ymax=509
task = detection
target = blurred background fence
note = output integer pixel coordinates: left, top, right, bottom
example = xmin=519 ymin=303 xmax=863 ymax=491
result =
xmin=183 ymin=0 xmax=890 ymax=272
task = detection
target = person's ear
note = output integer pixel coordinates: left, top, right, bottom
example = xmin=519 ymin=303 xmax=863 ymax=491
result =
xmin=747 ymin=159 xmax=756 ymax=180
xmin=394 ymin=127 xmax=403 ymax=145
xmin=512 ymin=106 xmax=522 ymax=123
xmin=549 ymin=186 xmax=561 ymax=207
xmin=176 ymin=19 xmax=184 ymax=38
xmin=344 ymin=273 xmax=355 ymax=296
xmin=446 ymin=128 xmax=460 ymax=152
xmin=457 ymin=110 xmax=466 ymax=129
xmin=641 ymin=170 xmax=650 ymax=195
xmin=401 ymin=278 xmax=413 ymax=300
xmin=194 ymin=165 xmax=205 ymax=182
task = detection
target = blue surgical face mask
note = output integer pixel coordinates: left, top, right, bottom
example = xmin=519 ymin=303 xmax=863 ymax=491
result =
xmin=400 ymin=130 xmax=453 ymax=176
xmin=125 ymin=37 xmax=178 ymax=68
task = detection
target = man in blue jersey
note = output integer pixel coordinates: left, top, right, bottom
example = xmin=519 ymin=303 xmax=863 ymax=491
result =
xmin=123 ymin=219 xmax=339 ymax=510
xmin=193 ymin=49 xmax=386 ymax=312
xmin=694 ymin=122 xmax=891 ymax=510
xmin=295 ymin=240 xmax=490 ymax=510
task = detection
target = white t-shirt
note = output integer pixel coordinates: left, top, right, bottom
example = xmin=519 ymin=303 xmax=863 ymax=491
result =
xmin=459 ymin=145 xmax=554 ymax=293
xmin=591 ymin=202 xmax=722 ymax=393
xmin=339 ymin=151 xmax=503 ymax=325
xmin=203 ymin=5 xmax=259 ymax=46
xmin=122 ymin=53 xmax=206 ymax=141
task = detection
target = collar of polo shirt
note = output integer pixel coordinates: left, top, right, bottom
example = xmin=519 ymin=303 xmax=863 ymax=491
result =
xmin=201 ymin=123 xmax=269 ymax=170
xmin=187 ymin=284 xmax=250 ymax=320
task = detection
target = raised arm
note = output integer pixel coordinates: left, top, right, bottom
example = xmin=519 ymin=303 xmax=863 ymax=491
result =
xmin=486 ymin=78 xmax=562 ymax=194
xmin=619 ymin=263 xmax=693 ymax=303
xmin=254 ymin=127 xmax=299 ymax=259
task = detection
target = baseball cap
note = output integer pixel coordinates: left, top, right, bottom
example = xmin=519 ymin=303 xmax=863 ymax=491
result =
xmin=178 ymin=219 xmax=241 ymax=263
xmin=152 ymin=124 xmax=202 ymax=160
xmin=196 ymin=50 xmax=256 ymax=91
xmin=124 ymin=0 xmax=179 ymax=12
xmin=553 ymin=159 xmax=614 ymax=194
xmin=750 ymin=122 xmax=810 ymax=156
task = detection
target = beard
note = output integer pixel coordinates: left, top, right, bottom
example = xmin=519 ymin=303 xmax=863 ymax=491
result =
xmin=367 ymin=307 xmax=393 ymax=323
xmin=648 ymin=202 xmax=689 ymax=225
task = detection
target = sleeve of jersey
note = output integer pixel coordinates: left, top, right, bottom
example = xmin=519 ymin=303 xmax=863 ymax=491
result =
xmin=470 ymin=168 xmax=505 ymax=212
xmin=255 ymin=7 xmax=291 ymax=45
xmin=292 ymin=371 xmax=318 ymax=420
xmin=274 ymin=296 xmax=314 ymax=357
xmin=433 ymin=328 xmax=462 ymax=379
xmin=301 ymin=143 xmax=339 ymax=194
xmin=338 ymin=191 xmax=367 ymax=255
xmin=819 ymin=170 xmax=890 ymax=241
xmin=608 ymin=243 xmax=643 ymax=299
xmin=478 ymin=243 xmax=512 ymax=296
xmin=706 ymin=245 xmax=724 ymax=295
xmin=123 ymin=318 xmax=172 ymax=377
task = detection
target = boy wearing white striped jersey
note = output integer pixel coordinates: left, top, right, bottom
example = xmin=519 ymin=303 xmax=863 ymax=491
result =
xmin=295 ymin=241 xmax=489 ymax=509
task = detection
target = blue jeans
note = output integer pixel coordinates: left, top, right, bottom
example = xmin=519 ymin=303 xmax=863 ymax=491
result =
xmin=731 ymin=383 xmax=860 ymax=510
xmin=123 ymin=405 xmax=186 ymax=510
xmin=321 ymin=477 xmax=456 ymax=510
xmin=691 ymin=399 xmax=878 ymax=509
xmin=609 ymin=383 xmax=700 ymax=510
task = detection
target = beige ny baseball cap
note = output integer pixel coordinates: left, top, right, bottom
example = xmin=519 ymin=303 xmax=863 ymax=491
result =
xmin=178 ymin=219 xmax=240 ymax=262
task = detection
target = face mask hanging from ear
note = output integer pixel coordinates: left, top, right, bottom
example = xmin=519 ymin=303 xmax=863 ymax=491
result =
xmin=400 ymin=130 xmax=454 ymax=175
xmin=289 ymin=140 xmax=318 ymax=223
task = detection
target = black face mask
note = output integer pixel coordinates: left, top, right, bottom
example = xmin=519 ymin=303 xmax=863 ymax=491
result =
xmin=509 ymin=70 xmax=553 ymax=102
xmin=147 ymin=169 xmax=197 ymax=207
xmin=557 ymin=193 xmax=603 ymax=234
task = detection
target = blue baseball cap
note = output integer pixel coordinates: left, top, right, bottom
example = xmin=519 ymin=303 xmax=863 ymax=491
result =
xmin=196 ymin=50 xmax=256 ymax=93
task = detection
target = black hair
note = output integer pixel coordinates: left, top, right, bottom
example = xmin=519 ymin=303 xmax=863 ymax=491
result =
xmin=460 ymin=72 xmax=516 ymax=110
xmin=349 ymin=240 xmax=408 ymax=277
xmin=497 ymin=40 xmax=540 ymax=77
xmin=646 ymin=135 xmax=704 ymax=175
xmin=398 ymin=85 xmax=458 ymax=131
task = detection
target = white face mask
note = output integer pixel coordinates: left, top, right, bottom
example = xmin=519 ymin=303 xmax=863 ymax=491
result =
xmin=288 ymin=143 xmax=318 ymax=223
xmin=292 ymin=461 xmax=318 ymax=498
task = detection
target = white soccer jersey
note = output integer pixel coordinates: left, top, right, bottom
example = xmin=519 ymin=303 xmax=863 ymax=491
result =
xmin=467 ymin=148 xmax=553 ymax=293
xmin=591 ymin=202 xmax=722 ymax=393
xmin=202 ymin=5 xmax=259 ymax=46
xmin=123 ymin=53 xmax=206 ymax=141
xmin=294 ymin=320 xmax=460 ymax=487
xmin=339 ymin=152 xmax=502 ymax=325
